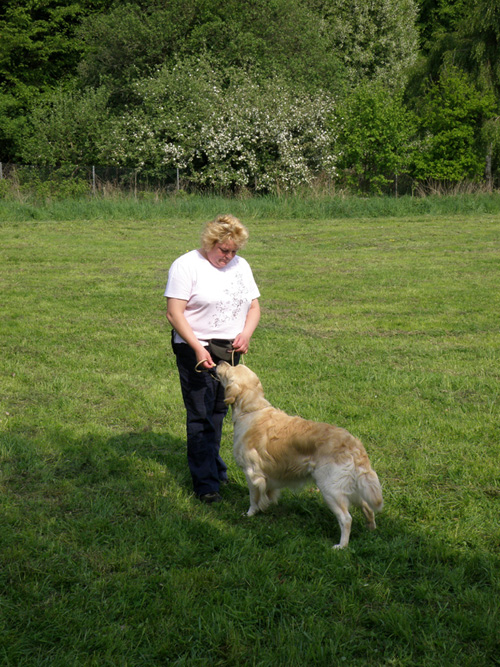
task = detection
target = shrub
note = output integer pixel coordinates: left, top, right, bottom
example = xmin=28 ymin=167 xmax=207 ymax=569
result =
xmin=100 ymin=58 xmax=338 ymax=194
xmin=19 ymin=87 xmax=111 ymax=167
xmin=2 ymin=166 xmax=89 ymax=201
xmin=412 ymin=66 xmax=497 ymax=183
xmin=335 ymin=83 xmax=416 ymax=195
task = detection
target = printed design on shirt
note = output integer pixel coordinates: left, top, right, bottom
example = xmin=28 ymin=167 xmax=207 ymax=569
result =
xmin=210 ymin=270 xmax=248 ymax=329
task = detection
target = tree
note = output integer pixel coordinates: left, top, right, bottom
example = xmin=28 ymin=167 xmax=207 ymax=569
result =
xmin=19 ymin=86 xmax=110 ymax=166
xmin=305 ymin=0 xmax=419 ymax=89
xmin=409 ymin=0 xmax=500 ymax=101
xmin=412 ymin=65 xmax=497 ymax=183
xmin=98 ymin=57 xmax=338 ymax=193
xmin=0 ymin=0 xmax=111 ymax=160
xmin=77 ymin=0 xmax=346 ymax=104
xmin=416 ymin=0 xmax=468 ymax=52
xmin=336 ymin=83 xmax=415 ymax=194
xmin=465 ymin=0 xmax=500 ymax=97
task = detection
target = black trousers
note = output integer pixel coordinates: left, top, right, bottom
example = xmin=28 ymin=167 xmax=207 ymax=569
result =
xmin=172 ymin=341 xmax=240 ymax=496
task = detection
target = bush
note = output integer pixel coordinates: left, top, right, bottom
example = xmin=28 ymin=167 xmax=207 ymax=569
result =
xmin=413 ymin=66 xmax=497 ymax=183
xmin=335 ymin=83 xmax=416 ymax=195
xmin=100 ymin=58 xmax=338 ymax=194
xmin=19 ymin=87 xmax=111 ymax=167
xmin=2 ymin=166 xmax=90 ymax=201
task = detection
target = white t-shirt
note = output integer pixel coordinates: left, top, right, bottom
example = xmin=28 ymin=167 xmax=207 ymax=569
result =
xmin=165 ymin=250 xmax=260 ymax=344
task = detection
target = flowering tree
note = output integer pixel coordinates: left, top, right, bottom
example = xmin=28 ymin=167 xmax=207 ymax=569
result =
xmin=100 ymin=58 xmax=338 ymax=193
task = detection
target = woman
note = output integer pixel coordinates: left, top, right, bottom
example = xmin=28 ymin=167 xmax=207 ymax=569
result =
xmin=165 ymin=214 xmax=261 ymax=504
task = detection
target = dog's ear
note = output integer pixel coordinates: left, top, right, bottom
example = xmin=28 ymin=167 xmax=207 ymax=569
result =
xmin=224 ymin=382 xmax=239 ymax=406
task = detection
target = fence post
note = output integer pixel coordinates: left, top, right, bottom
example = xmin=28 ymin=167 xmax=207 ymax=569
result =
xmin=0 ymin=162 xmax=3 ymax=180
xmin=176 ymin=167 xmax=180 ymax=192
xmin=92 ymin=165 xmax=96 ymax=196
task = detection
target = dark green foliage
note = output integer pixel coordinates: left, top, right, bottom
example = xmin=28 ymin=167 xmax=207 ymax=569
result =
xmin=2 ymin=0 xmax=500 ymax=190
xmin=416 ymin=0 xmax=469 ymax=51
xmin=465 ymin=0 xmax=500 ymax=96
xmin=19 ymin=86 xmax=110 ymax=166
xmin=0 ymin=0 xmax=88 ymax=91
xmin=411 ymin=0 xmax=500 ymax=100
xmin=77 ymin=0 xmax=347 ymax=101
xmin=0 ymin=0 xmax=111 ymax=159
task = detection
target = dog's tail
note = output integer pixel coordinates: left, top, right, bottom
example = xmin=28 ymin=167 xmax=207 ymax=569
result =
xmin=358 ymin=469 xmax=384 ymax=514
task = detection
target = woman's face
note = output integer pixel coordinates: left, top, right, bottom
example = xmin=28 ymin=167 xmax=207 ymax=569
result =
xmin=205 ymin=240 xmax=238 ymax=268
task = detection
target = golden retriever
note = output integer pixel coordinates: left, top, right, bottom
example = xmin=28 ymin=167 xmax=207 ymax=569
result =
xmin=216 ymin=362 xmax=383 ymax=549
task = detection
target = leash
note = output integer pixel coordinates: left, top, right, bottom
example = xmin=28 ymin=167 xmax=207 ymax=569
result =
xmin=194 ymin=358 xmax=217 ymax=373
xmin=195 ymin=347 xmax=242 ymax=374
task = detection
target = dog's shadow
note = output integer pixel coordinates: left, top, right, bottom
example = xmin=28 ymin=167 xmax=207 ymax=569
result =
xmin=99 ymin=430 xmax=379 ymax=547
xmin=219 ymin=476 xmax=380 ymax=547
xmin=31 ymin=427 xmax=497 ymax=569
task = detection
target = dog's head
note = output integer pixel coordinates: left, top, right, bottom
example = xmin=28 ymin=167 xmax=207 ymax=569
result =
xmin=216 ymin=362 xmax=268 ymax=412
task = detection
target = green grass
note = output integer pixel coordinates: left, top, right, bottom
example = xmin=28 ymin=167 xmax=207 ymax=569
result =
xmin=3 ymin=190 xmax=500 ymax=223
xmin=1 ymin=201 xmax=499 ymax=665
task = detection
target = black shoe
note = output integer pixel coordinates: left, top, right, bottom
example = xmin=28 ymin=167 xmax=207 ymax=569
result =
xmin=198 ymin=492 xmax=222 ymax=504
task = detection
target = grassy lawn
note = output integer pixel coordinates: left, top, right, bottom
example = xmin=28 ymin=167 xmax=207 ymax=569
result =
xmin=1 ymin=199 xmax=499 ymax=665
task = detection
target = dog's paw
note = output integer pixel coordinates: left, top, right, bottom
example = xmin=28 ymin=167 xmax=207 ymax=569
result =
xmin=332 ymin=543 xmax=346 ymax=550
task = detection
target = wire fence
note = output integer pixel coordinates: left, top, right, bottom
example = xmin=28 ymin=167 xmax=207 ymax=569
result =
xmin=1 ymin=160 xmax=498 ymax=198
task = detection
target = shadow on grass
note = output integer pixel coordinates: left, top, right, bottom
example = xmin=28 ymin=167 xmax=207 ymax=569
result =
xmin=1 ymin=427 xmax=499 ymax=664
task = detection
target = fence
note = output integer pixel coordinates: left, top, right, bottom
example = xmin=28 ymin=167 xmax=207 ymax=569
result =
xmin=1 ymin=161 xmax=498 ymax=198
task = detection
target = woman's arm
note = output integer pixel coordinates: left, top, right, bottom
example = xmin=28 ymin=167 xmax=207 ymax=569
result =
xmin=166 ymin=297 xmax=215 ymax=369
xmin=232 ymin=298 xmax=261 ymax=354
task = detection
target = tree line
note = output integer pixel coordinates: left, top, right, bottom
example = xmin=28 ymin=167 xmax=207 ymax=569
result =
xmin=1 ymin=0 xmax=499 ymax=195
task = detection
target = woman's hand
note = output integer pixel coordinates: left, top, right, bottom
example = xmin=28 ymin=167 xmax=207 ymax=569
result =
xmin=232 ymin=333 xmax=251 ymax=354
xmin=167 ymin=297 xmax=215 ymax=369
xmin=232 ymin=299 xmax=260 ymax=354
xmin=195 ymin=347 xmax=215 ymax=370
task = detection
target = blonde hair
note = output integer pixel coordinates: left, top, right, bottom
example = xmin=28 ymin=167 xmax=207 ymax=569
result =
xmin=200 ymin=214 xmax=249 ymax=251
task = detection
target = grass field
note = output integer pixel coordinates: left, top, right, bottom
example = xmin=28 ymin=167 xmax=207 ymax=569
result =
xmin=1 ymin=198 xmax=499 ymax=665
